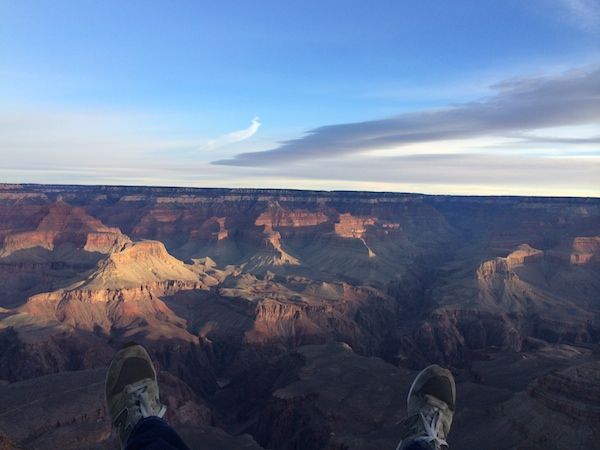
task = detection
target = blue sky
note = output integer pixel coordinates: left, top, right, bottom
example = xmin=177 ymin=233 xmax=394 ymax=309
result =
xmin=1 ymin=0 xmax=599 ymax=195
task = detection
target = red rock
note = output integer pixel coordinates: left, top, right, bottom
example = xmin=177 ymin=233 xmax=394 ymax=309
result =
xmin=255 ymin=205 xmax=329 ymax=230
xmin=0 ymin=200 xmax=129 ymax=257
xmin=334 ymin=213 xmax=376 ymax=239
xmin=0 ymin=184 xmax=599 ymax=449
xmin=570 ymin=236 xmax=600 ymax=265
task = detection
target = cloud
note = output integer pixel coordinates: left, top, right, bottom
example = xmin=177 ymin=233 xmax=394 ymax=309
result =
xmin=512 ymin=133 xmax=600 ymax=145
xmin=275 ymin=153 xmax=600 ymax=189
xmin=202 ymin=117 xmax=261 ymax=151
xmin=557 ymin=0 xmax=600 ymax=32
xmin=1 ymin=109 xmax=597 ymax=195
xmin=214 ymin=67 xmax=600 ymax=166
xmin=8 ymin=152 xmax=595 ymax=197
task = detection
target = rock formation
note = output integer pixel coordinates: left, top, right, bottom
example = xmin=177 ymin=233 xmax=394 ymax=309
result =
xmin=334 ymin=213 xmax=375 ymax=239
xmin=19 ymin=239 xmax=208 ymax=339
xmin=0 ymin=184 xmax=599 ymax=449
xmin=570 ymin=236 xmax=600 ymax=265
xmin=80 ymin=240 xmax=200 ymax=289
xmin=529 ymin=361 xmax=600 ymax=421
xmin=0 ymin=200 xmax=129 ymax=258
xmin=243 ymin=230 xmax=300 ymax=271
xmin=254 ymin=202 xmax=329 ymax=230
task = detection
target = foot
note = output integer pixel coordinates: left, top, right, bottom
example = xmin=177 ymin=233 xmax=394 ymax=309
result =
xmin=105 ymin=343 xmax=167 ymax=446
xmin=396 ymin=364 xmax=456 ymax=450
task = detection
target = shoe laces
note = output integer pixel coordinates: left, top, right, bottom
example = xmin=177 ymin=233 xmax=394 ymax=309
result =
xmin=125 ymin=380 xmax=166 ymax=420
xmin=413 ymin=405 xmax=448 ymax=449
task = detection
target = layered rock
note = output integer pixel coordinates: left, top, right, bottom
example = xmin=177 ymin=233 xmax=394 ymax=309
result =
xmin=80 ymin=240 xmax=199 ymax=290
xmin=243 ymin=231 xmax=300 ymax=271
xmin=529 ymin=361 xmax=600 ymax=420
xmin=477 ymin=244 xmax=544 ymax=280
xmin=214 ymin=217 xmax=229 ymax=241
xmin=334 ymin=213 xmax=375 ymax=239
xmin=0 ymin=200 xmax=129 ymax=257
xmin=569 ymin=236 xmax=600 ymax=265
xmin=83 ymin=231 xmax=129 ymax=253
xmin=0 ymin=184 xmax=599 ymax=449
xmin=189 ymin=217 xmax=229 ymax=242
xmin=398 ymin=309 xmax=525 ymax=367
xmin=488 ymin=357 xmax=600 ymax=450
xmin=19 ymin=240 xmax=206 ymax=338
xmin=404 ymin=240 xmax=599 ymax=367
xmin=22 ymin=281 xmax=198 ymax=337
xmin=1 ymin=231 xmax=55 ymax=255
xmin=330 ymin=213 xmax=379 ymax=258
xmin=0 ymin=322 xmax=113 ymax=382
xmin=505 ymin=244 xmax=544 ymax=268
xmin=262 ymin=231 xmax=300 ymax=266
xmin=214 ymin=275 xmax=397 ymax=354
xmin=0 ymin=202 xmax=131 ymax=309
xmin=216 ymin=343 xmax=413 ymax=450
xmin=0 ymin=367 xmax=222 ymax=450
xmin=474 ymin=244 xmax=546 ymax=313
xmin=255 ymin=205 xmax=329 ymax=230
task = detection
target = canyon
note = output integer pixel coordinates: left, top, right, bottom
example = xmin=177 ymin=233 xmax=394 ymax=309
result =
xmin=0 ymin=183 xmax=598 ymax=449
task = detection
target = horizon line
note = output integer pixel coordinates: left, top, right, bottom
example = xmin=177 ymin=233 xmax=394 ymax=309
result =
xmin=1 ymin=181 xmax=598 ymax=201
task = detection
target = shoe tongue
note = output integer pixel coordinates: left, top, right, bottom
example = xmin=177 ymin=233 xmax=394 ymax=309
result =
xmin=126 ymin=380 xmax=163 ymax=420
xmin=422 ymin=394 xmax=448 ymax=412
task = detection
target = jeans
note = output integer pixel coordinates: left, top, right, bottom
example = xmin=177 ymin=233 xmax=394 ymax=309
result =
xmin=400 ymin=440 xmax=435 ymax=450
xmin=125 ymin=416 xmax=436 ymax=450
xmin=125 ymin=416 xmax=190 ymax=450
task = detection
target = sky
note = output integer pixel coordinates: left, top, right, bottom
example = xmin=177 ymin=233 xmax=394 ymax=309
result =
xmin=0 ymin=0 xmax=599 ymax=196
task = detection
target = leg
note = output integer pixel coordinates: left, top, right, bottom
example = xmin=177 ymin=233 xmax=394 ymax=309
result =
xmin=395 ymin=365 xmax=456 ymax=450
xmin=400 ymin=442 xmax=435 ymax=450
xmin=125 ymin=416 xmax=190 ymax=450
xmin=105 ymin=343 xmax=190 ymax=449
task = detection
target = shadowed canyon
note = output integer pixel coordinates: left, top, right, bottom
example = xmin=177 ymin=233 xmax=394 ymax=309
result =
xmin=0 ymin=183 xmax=599 ymax=449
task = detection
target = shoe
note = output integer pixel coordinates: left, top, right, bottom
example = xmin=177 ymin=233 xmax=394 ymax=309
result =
xmin=396 ymin=364 xmax=456 ymax=450
xmin=105 ymin=343 xmax=167 ymax=446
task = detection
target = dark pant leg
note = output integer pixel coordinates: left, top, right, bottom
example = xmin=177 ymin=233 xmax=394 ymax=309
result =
xmin=125 ymin=416 xmax=190 ymax=450
xmin=400 ymin=440 xmax=436 ymax=450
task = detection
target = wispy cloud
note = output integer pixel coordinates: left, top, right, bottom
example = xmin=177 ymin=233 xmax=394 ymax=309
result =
xmin=512 ymin=133 xmax=600 ymax=145
xmin=202 ymin=117 xmax=261 ymax=151
xmin=557 ymin=0 xmax=600 ymax=32
xmin=1 ymin=108 xmax=597 ymax=196
xmin=214 ymin=67 xmax=600 ymax=166
xmin=1 ymin=75 xmax=597 ymax=197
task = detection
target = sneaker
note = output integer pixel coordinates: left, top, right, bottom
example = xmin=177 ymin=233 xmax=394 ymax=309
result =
xmin=396 ymin=364 xmax=456 ymax=450
xmin=105 ymin=343 xmax=167 ymax=446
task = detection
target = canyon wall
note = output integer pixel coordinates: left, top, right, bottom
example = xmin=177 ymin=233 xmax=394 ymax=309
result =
xmin=0 ymin=184 xmax=599 ymax=449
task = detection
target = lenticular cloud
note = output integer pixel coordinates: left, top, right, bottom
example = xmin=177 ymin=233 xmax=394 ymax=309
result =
xmin=214 ymin=67 xmax=600 ymax=166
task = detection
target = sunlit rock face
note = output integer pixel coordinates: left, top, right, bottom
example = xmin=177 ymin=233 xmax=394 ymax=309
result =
xmin=569 ymin=236 xmax=600 ymax=265
xmin=255 ymin=204 xmax=329 ymax=230
xmin=0 ymin=200 xmax=129 ymax=257
xmin=0 ymin=183 xmax=599 ymax=449
xmin=334 ymin=213 xmax=375 ymax=239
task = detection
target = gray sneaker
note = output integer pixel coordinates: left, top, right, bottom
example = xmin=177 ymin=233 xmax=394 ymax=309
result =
xmin=105 ymin=343 xmax=167 ymax=446
xmin=396 ymin=364 xmax=456 ymax=450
